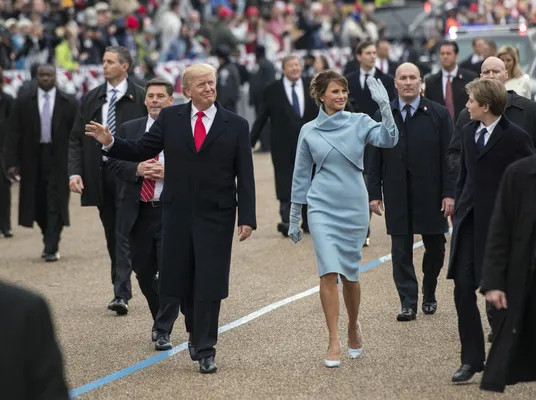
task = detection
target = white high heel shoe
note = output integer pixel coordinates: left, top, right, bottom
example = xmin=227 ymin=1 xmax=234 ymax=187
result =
xmin=348 ymin=321 xmax=364 ymax=359
xmin=324 ymin=341 xmax=341 ymax=368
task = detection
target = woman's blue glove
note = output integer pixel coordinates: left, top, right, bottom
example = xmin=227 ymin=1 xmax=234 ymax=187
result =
xmin=288 ymin=202 xmax=303 ymax=244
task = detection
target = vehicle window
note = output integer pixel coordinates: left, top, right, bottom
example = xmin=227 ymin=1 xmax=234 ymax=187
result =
xmin=456 ymin=35 xmax=534 ymax=68
xmin=375 ymin=6 xmax=425 ymax=39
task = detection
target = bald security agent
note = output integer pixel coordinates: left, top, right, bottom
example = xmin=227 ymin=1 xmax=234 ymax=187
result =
xmin=368 ymin=63 xmax=456 ymax=321
xmin=447 ymin=56 xmax=536 ymax=170
xmin=85 ymin=63 xmax=256 ymax=374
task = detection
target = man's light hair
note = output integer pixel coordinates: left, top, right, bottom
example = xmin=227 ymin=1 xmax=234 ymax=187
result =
xmin=182 ymin=63 xmax=217 ymax=92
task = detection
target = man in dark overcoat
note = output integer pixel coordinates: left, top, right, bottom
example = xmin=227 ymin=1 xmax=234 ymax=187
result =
xmin=368 ymin=63 xmax=456 ymax=322
xmin=250 ymin=54 xmax=317 ymax=237
xmin=479 ymin=155 xmax=536 ymax=393
xmin=85 ymin=63 xmax=256 ymax=374
xmin=447 ymin=57 xmax=536 ymax=170
xmin=68 ymin=46 xmax=147 ymax=314
xmin=447 ymin=78 xmax=534 ymax=384
xmin=3 ymin=65 xmax=78 ymax=260
xmin=423 ymin=40 xmax=478 ymax=123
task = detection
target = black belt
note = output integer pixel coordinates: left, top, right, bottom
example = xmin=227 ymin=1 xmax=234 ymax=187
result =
xmin=140 ymin=200 xmax=162 ymax=207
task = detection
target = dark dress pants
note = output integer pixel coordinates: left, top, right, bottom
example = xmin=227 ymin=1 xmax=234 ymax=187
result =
xmin=391 ymin=233 xmax=446 ymax=311
xmin=279 ymin=199 xmax=308 ymax=228
xmin=98 ymin=163 xmax=132 ymax=301
xmin=129 ymin=201 xmax=161 ymax=321
xmin=453 ymin=214 xmax=485 ymax=366
xmin=182 ymin=297 xmax=221 ymax=360
xmin=0 ymin=176 xmax=11 ymax=232
xmin=35 ymin=144 xmax=63 ymax=254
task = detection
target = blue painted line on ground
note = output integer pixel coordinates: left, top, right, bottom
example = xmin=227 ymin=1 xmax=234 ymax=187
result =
xmin=70 ymin=239 xmax=427 ymax=398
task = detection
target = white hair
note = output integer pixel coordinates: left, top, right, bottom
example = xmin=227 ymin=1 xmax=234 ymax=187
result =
xmin=182 ymin=63 xmax=217 ymax=92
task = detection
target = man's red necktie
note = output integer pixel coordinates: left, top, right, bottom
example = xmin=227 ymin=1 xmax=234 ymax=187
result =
xmin=445 ymin=74 xmax=455 ymax=120
xmin=140 ymin=153 xmax=159 ymax=202
xmin=194 ymin=111 xmax=207 ymax=151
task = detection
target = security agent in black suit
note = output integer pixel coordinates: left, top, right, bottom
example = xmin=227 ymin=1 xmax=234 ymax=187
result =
xmin=368 ymin=63 xmax=456 ymax=322
xmin=250 ymin=55 xmax=317 ymax=237
xmin=459 ymin=37 xmax=486 ymax=75
xmin=0 ymin=66 xmax=14 ymax=238
xmin=4 ymin=65 xmax=78 ymax=262
xmin=85 ymin=63 xmax=256 ymax=374
xmin=0 ymin=280 xmax=69 ymax=400
xmin=447 ymin=78 xmax=534 ymax=384
xmin=376 ymin=39 xmax=399 ymax=77
xmin=423 ymin=41 xmax=478 ymax=122
xmin=447 ymin=57 xmax=536 ymax=170
xmin=68 ymin=46 xmax=147 ymax=315
xmin=106 ymin=78 xmax=176 ymax=343
xmin=345 ymin=40 xmax=397 ymax=245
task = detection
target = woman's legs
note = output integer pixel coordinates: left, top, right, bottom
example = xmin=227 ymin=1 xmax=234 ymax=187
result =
xmin=320 ymin=273 xmax=341 ymax=360
xmin=341 ymin=275 xmax=363 ymax=349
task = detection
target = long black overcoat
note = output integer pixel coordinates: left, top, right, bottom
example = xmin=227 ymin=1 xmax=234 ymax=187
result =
xmin=106 ymin=102 xmax=256 ymax=301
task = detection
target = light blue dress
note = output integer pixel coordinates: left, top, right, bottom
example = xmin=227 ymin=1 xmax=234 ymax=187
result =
xmin=291 ymin=108 xmax=398 ymax=281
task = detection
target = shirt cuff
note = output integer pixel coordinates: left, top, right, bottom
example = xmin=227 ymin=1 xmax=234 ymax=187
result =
xmin=102 ymin=136 xmax=115 ymax=151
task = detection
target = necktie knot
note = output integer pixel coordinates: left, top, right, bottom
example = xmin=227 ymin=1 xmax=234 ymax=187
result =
xmin=197 ymin=111 xmax=205 ymax=119
xmin=44 ymin=92 xmax=49 ymax=99
xmin=404 ymin=104 xmax=412 ymax=112
xmin=476 ymin=127 xmax=487 ymax=152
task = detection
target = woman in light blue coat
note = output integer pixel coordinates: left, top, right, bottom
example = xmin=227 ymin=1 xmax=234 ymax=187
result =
xmin=289 ymin=71 xmax=398 ymax=367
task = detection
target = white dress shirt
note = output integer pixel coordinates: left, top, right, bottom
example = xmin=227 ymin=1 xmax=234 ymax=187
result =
xmin=442 ymin=66 xmax=458 ymax=100
xmin=102 ymin=78 xmax=128 ymax=128
xmin=191 ymin=103 xmax=217 ymax=135
xmin=38 ymin=87 xmax=56 ymax=143
xmin=475 ymin=116 xmax=501 ymax=146
xmin=282 ymin=77 xmax=304 ymax=117
xmin=145 ymin=116 xmax=165 ymax=201
xmin=471 ymin=54 xmax=483 ymax=64
xmin=360 ymin=67 xmax=376 ymax=89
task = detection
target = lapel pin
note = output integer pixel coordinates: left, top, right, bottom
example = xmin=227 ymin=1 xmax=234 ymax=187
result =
xmin=129 ymin=94 xmax=133 ymax=101
xmin=424 ymin=106 xmax=428 ymax=111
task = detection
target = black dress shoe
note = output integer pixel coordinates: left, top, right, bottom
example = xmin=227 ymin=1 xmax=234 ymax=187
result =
xmin=1 ymin=229 xmax=13 ymax=238
xmin=44 ymin=252 xmax=60 ymax=262
xmin=277 ymin=222 xmax=290 ymax=237
xmin=155 ymin=331 xmax=172 ymax=351
xmin=422 ymin=301 xmax=437 ymax=315
xmin=397 ymin=308 xmax=417 ymax=321
xmin=199 ymin=356 xmax=217 ymax=374
xmin=452 ymin=364 xmax=484 ymax=383
xmin=151 ymin=328 xmax=158 ymax=342
xmin=108 ymin=297 xmax=128 ymax=315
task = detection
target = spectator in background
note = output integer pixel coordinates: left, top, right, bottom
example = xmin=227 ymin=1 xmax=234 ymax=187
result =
xmin=460 ymin=37 xmax=485 ymax=75
xmin=313 ymin=54 xmax=330 ymax=73
xmin=215 ymin=44 xmax=240 ymax=113
xmin=483 ymin=39 xmax=497 ymax=59
xmin=55 ymin=24 xmax=80 ymax=71
xmin=158 ymin=0 xmax=182 ymax=59
xmin=498 ymin=45 xmax=531 ymax=99
xmin=210 ymin=6 xmax=238 ymax=53
xmin=375 ymin=39 xmax=397 ymax=76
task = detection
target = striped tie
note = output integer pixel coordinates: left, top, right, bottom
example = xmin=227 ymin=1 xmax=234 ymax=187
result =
xmin=107 ymin=89 xmax=118 ymax=135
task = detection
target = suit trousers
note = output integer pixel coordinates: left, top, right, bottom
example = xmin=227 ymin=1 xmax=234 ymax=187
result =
xmin=0 ymin=177 xmax=11 ymax=231
xmin=98 ymin=163 xmax=132 ymax=301
xmin=391 ymin=233 xmax=446 ymax=311
xmin=129 ymin=201 xmax=161 ymax=321
xmin=182 ymin=297 xmax=221 ymax=360
xmin=452 ymin=214 xmax=486 ymax=366
xmin=35 ymin=144 xmax=63 ymax=254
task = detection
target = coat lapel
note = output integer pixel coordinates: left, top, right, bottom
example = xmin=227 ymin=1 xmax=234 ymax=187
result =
xmin=199 ymin=103 xmax=227 ymax=153
xmin=91 ymin=84 xmax=107 ymax=122
xmin=51 ymin=91 xmax=63 ymax=142
xmin=178 ymin=102 xmax=196 ymax=155
xmin=479 ymin=118 xmax=506 ymax=159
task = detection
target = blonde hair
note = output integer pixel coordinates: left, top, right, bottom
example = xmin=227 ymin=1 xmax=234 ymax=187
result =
xmin=182 ymin=63 xmax=217 ymax=92
xmin=497 ymin=45 xmax=522 ymax=79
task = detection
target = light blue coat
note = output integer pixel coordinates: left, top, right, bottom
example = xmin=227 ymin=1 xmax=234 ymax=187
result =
xmin=291 ymin=107 xmax=398 ymax=280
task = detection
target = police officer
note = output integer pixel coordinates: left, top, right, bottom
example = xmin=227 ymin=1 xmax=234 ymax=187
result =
xmin=215 ymin=45 xmax=241 ymax=114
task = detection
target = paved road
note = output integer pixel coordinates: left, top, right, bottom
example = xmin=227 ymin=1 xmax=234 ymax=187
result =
xmin=0 ymin=152 xmax=534 ymax=399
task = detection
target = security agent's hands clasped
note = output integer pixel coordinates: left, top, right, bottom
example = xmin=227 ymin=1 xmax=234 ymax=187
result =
xmin=367 ymin=77 xmax=390 ymax=107
xmin=137 ymin=159 xmax=164 ymax=181
xmin=288 ymin=203 xmax=303 ymax=244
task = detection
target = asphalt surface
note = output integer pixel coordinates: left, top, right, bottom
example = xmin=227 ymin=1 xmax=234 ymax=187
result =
xmin=1 ymin=152 xmax=535 ymax=399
